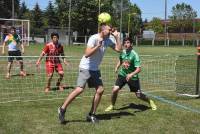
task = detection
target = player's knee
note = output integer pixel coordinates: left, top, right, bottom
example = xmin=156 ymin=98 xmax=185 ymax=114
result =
xmin=47 ymin=73 xmax=53 ymax=78
xmin=96 ymin=87 xmax=104 ymax=95
xmin=75 ymin=87 xmax=84 ymax=93
xmin=8 ymin=62 xmax=13 ymax=65
xmin=59 ymin=71 xmax=64 ymax=76
xmin=112 ymin=86 xmax=120 ymax=93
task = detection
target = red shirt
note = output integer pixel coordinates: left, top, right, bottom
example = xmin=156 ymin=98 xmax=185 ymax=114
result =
xmin=42 ymin=42 xmax=64 ymax=64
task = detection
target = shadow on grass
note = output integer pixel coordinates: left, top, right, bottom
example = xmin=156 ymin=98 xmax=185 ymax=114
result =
xmin=97 ymin=111 xmax=135 ymax=120
xmin=51 ymin=85 xmax=75 ymax=91
xmin=60 ymin=120 xmax=87 ymax=125
xmin=11 ymin=73 xmax=35 ymax=77
xmin=60 ymin=112 xmax=135 ymax=124
xmin=116 ymin=103 xmax=150 ymax=113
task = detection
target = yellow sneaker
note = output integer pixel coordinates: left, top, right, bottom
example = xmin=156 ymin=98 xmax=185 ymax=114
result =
xmin=150 ymin=100 xmax=157 ymax=110
xmin=105 ymin=105 xmax=114 ymax=112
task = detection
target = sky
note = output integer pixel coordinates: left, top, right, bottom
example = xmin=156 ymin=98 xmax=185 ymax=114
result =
xmin=23 ymin=0 xmax=199 ymax=21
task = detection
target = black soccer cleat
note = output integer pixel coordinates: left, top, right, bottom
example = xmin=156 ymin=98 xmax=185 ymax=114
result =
xmin=86 ymin=113 xmax=99 ymax=123
xmin=58 ymin=107 xmax=66 ymax=124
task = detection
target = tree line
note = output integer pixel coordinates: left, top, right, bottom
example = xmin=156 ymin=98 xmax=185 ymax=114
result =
xmin=0 ymin=0 xmax=199 ymax=37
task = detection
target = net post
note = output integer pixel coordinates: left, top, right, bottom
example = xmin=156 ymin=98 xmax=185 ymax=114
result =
xmin=196 ymin=46 xmax=200 ymax=96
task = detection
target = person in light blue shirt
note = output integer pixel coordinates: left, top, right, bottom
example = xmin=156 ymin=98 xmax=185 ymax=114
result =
xmin=58 ymin=23 xmax=122 ymax=124
xmin=2 ymin=27 xmax=26 ymax=79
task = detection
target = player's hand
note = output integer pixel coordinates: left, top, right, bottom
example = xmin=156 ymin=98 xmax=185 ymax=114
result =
xmin=126 ymin=73 xmax=133 ymax=81
xmin=114 ymin=67 xmax=118 ymax=73
xmin=64 ymin=60 xmax=72 ymax=70
xmin=122 ymin=61 xmax=130 ymax=69
xmin=36 ymin=61 xmax=40 ymax=67
xmin=22 ymin=50 xmax=24 ymax=54
xmin=2 ymin=51 xmax=5 ymax=55
xmin=97 ymin=37 xmax=103 ymax=48
xmin=35 ymin=61 xmax=41 ymax=73
xmin=64 ymin=60 xmax=70 ymax=66
xmin=111 ymin=29 xmax=120 ymax=38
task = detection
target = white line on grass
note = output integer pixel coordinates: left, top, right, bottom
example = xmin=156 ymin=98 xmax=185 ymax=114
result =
xmin=144 ymin=92 xmax=200 ymax=114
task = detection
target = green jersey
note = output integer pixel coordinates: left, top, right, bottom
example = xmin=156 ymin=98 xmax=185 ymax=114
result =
xmin=118 ymin=49 xmax=141 ymax=80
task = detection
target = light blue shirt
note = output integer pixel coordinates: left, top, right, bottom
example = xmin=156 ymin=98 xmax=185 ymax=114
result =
xmin=79 ymin=34 xmax=116 ymax=71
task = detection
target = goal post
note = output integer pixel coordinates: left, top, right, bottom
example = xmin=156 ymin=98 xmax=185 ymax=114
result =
xmin=196 ymin=46 xmax=200 ymax=96
xmin=0 ymin=18 xmax=30 ymax=46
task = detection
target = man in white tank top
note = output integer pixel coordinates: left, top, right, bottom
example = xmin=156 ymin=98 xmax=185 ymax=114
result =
xmin=58 ymin=23 xmax=122 ymax=124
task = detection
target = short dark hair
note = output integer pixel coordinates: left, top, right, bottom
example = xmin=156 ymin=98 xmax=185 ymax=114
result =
xmin=10 ymin=26 xmax=16 ymax=31
xmin=51 ymin=32 xmax=59 ymax=39
xmin=123 ymin=37 xmax=133 ymax=44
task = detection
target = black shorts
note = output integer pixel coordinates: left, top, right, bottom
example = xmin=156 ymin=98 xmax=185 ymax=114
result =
xmin=115 ymin=75 xmax=141 ymax=92
xmin=8 ymin=50 xmax=23 ymax=62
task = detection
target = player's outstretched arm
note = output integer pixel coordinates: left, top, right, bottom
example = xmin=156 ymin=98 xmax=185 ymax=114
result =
xmin=21 ymin=43 xmax=24 ymax=54
xmin=60 ymin=47 xmax=69 ymax=65
xmin=62 ymin=56 xmax=70 ymax=65
xmin=111 ymin=29 xmax=122 ymax=52
xmin=115 ymin=60 xmax=122 ymax=73
xmin=36 ymin=52 xmax=45 ymax=66
xmin=2 ymin=41 xmax=6 ymax=54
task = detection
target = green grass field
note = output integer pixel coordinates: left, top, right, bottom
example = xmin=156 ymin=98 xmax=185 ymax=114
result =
xmin=0 ymin=45 xmax=200 ymax=134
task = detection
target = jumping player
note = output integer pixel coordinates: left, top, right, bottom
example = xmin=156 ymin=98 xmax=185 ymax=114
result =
xmin=58 ymin=23 xmax=122 ymax=124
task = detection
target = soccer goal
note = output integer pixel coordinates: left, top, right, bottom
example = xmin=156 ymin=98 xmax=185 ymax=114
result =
xmin=0 ymin=18 xmax=30 ymax=46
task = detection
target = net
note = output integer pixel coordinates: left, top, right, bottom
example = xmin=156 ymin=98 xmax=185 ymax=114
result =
xmin=0 ymin=18 xmax=30 ymax=46
xmin=0 ymin=55 xmax=198 ymax=103
xmin=175 ymin=55 xmax=199 ymax=96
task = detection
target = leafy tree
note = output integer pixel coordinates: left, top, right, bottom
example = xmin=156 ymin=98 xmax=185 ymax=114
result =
xmin=169 ymin=3 xmax=197 ymax=33
xmin=32 ymin=3 xmax=44 ymax=35
xmin=0 ymin=0 xmax=20 ymax=18
xmin=73 ymin=0 xmax=98 ymax=35
xmin=54 ymin=0 xmax=134 ymax=35
xmin=18 ymin=1 xmax=29 ymax=19
xmin=128 ymin=4 xmax=142 ymax=37
xmin=146 ymin=17 xmax=164 ymax=33
xmin=55 ymin=0 xmax=69 ymax=28
xmin=111 ymin=0 xmax=129 ymax=28
xmin=45 ymin=1 xmax=59 ymax=28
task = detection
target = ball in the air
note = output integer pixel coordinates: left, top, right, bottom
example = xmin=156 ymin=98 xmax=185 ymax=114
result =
xmin=98 ymin=12 xmax=111 ymax=24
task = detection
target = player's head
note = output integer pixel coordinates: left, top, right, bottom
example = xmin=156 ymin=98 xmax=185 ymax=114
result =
xmin=99 ymin=23 xmax=112 ymax=37
xmin=51 ymin=32 xmax=59 ymax=43
xmin=123 ymin=37 xmax=133 ymax=50
xmin=10 ymin=26 xmax=16 ymax=34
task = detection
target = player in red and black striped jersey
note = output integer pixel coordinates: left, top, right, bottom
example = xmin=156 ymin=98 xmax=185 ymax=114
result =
xmin=36 ymin=32 xmax=69 ymax=92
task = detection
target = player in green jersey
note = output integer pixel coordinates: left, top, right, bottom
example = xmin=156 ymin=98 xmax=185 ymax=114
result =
xmin=105 ymin=37 xmax=157 ymax=111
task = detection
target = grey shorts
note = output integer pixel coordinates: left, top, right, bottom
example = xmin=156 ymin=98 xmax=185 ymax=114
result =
xmin=76 ymin=68 xmax=103 ymax=88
